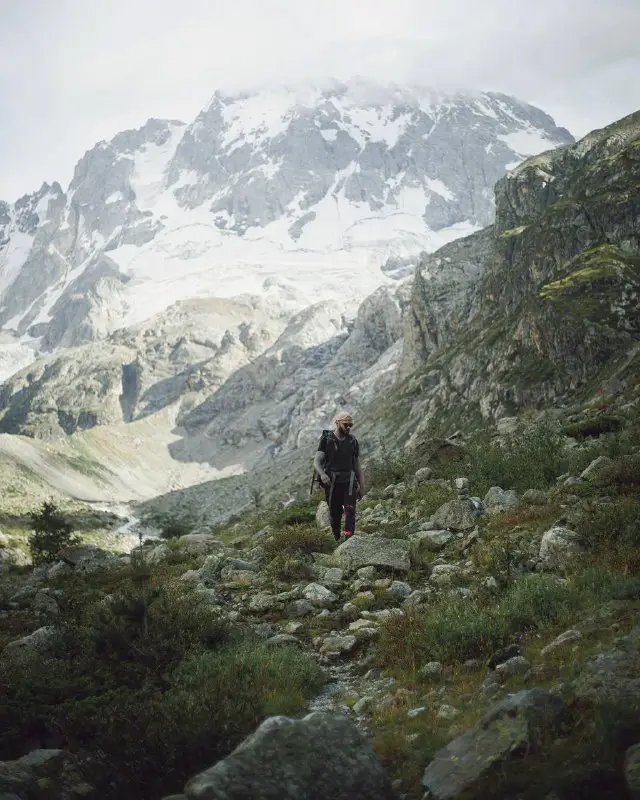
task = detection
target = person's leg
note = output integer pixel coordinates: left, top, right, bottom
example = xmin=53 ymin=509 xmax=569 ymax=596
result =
xmin=343 ymin=486 xmax=356 ymax=537
xmin=325 ymin=482 xmax=344 ymax=541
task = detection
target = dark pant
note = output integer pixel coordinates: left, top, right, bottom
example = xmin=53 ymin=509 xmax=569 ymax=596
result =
xmin=324 ymin=480 xmax=357 ymax=541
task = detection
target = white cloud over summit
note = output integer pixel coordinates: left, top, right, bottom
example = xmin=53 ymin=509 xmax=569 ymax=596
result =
xmin=1 ymin=0 xmax=639 ymax=198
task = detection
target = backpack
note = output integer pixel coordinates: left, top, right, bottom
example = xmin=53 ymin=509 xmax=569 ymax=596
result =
xmin=309 ymin=429 xmax=358 ymax=496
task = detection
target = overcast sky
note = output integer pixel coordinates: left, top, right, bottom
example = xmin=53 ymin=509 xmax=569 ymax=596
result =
xmin=1 ymin=0 xmax=639 ymax=200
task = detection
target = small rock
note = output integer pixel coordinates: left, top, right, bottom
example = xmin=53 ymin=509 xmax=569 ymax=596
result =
xmin=357 ymin=566 xmax=377 ymax=581
xmin=284 ymin=621 xmax=304 ymax=634
xmin=436 ymin=704 xmax=460 ymax=719
xmin=303 ymin=583 xmax=338 ymax=608
xmin=495 ymin=656 xmax=531 ymax=677
xmin=287 ymin=599 xmax=316 ymax=618
xmin=384 ymin=581 xmax=412 ymax=601
xmin=539 ymin=527 xmax=585 ymax=572
xmin=418 ymin=662 xmax=443 ymax=679
xmin=319 ymin=634 xmax=358 ymax=655
xmin=429 ymin=564 xmax=462 ymax=586
xmin=353 ymin=696 xmax=374 ymax=714
xmin=414 ymin=467 xmax=433 ymax=484
xmin=349 ymin=618 xmax=379 ymax=632
xmin=484 ymin=487 xmax=518 ymax=514
xmin=541 ymin=629 xmax=582 ymax=657
xmin=408 ymin=706 xmax=427 ymax=718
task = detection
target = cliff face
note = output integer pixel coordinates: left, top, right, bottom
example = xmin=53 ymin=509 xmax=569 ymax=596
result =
xmin=375 ymin=111 xmax=640 ymax=448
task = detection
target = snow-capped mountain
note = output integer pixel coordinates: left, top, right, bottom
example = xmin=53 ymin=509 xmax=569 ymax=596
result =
xmin=0 ymin=78 xmax=573 ymax=382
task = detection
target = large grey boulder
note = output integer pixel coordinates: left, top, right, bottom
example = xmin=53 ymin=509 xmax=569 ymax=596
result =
xmin=2 ymin=626 xmax=58 ymax=657
xmin=334 ymin=536 xmax=410 ymax=572
xmin=315 ymin=501 xmax=332 ymax=531
xmin=422 ymin=689 xmax=570 ymax=799
xmin=431 ymin=499 xmax=476 ymax=532
xmin=182 ymin=712 xmax=395 ymax=799
xmin=572 ymin=625 xmax=640 ymax=707
xmin=408 ymin=530 xmax=453 ymax=565
xmin=0 ymin=750 xmax=76 ymax=797
xmin=483 ymin=486 xmax=518 ymax=513
xmin=538 ymin=526 xmax=585 ymax=572
xmin=57 ymin=543 xmax=120 ymax=573
xmin=625 ymin=743 xmax=640 ymax=799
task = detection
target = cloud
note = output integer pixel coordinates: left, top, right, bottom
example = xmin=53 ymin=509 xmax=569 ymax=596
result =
xmin=1 ymin=0 xmax=639 ymax=198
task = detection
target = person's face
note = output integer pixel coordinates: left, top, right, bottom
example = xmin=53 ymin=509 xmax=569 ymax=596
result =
xmin=337 ymin=419 xmax=353 ymax=434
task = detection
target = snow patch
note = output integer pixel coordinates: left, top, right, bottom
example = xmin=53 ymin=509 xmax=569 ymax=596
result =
xmin=498 ymin=128 xmax=555 ymax=157
xmin=425 ymin=179 xmax=454 ymax=201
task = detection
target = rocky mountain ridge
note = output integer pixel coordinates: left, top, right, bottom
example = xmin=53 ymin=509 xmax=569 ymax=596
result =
xmin=0 ymin=79 xmax=572 ymax=381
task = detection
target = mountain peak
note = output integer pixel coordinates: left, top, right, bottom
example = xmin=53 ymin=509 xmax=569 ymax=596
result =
xmin=0 ymin=79 xmax=574 ymax=381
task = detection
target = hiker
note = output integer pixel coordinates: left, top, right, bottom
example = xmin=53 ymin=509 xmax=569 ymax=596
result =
xmin=314 ymin=412 xmax=365 ymax=542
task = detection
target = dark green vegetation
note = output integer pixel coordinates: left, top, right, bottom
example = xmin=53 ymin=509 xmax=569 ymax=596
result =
xmin=0 ymin=559 xmax=324 ymax=799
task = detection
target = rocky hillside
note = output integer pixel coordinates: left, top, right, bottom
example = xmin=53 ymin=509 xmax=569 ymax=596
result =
xmin=1 ymin=391 xmax=640 ymax=799
xmin=358 ymin=109 xmax=640 ymax=452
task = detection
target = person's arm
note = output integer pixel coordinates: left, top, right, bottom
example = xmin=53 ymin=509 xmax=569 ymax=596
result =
xmin=315 ymin=450 xmax=329 ymax=485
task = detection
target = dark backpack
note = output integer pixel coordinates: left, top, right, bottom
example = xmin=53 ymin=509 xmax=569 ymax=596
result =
xmin=309 ymin=429 xmax=358 ymax=496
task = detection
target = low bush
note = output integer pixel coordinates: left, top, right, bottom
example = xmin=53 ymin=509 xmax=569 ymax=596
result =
xmin=268 ymin=500 xmax=319 ymax=527
xmin=364 ymin=442 xmax=418 ymax=489
xmin=577 ymin=496 xmax=640 ymax=551
xmin=439 ymin=420 xmax=566 ymax=496
xmin=376 ymin=569 xmax=636 ymax=671
xmin=262 ymin=524 xmax=335 ymax=561
xmin=0 ymin=567 xmax=324 ymax=800
xmin=563 ymin=414 xmax=625 ymax=440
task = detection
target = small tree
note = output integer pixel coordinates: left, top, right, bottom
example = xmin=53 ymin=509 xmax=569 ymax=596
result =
xmin=29 ymin=500 xmax=80 ymax=565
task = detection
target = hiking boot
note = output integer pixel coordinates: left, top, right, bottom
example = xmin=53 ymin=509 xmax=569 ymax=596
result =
xmin=344 ymin=530 xmax=354 ymax=539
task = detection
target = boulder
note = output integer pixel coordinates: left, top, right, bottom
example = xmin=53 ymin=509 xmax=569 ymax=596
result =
xmin=2 ymin=626 xmax=58 ymax=657
xmin=316 ymin=501 xmax=332 ymax=531
xmin=57 ymin=544 xmax=120 ymax=573
xmin=431 ymin=499 xmax=476 ymax=532
xmin=182 ymin=712 xmax=395 ymax=799
xmin=302 ymin=583 xmax=338 ymax=608
xmin=539 ymin=527 xmax=585 ymax=572
xmin=625 ymin=743 xmax=640 ymax=799
xmin=409 ymin=530 xmax=453 ymax=565
xmin=334 ymin=536 xmax=410 ymax=572
xmin=484 ymin=487 xmax=518 ymax=513
xmin=414 ymin=467 xmax=433 ymax=484
xmin=580 ymin=455 xmax=614 ymax=481
xmin=422 ymin=689 xmax=570 ymax=799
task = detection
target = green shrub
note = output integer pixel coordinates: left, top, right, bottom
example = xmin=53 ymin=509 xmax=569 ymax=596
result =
xmin=577 ymin=496 xmax=640 ymax=550
xmin=28 ymin=500 xmax=80 ymax=564
xmin=262 ymin=524 xmax=334 ymax=560
xmin=0 ymin=565 xmax=324 ymax=800
xmin=439 ymin=420 xmax=565 ymax=495
xmin=598 ymin=453 xmax=640 ymax=488
xmin=263 ymin=553 xmax=315 ymax=582
xmin=563 ymin=414 xmax=625 ymax=440
xmin=377 ymin=574 xmax=581 ymax=669
xmin=364 ymin=441 xmax=418 ymax=489
xmin=269 ymin=500 xmax=318 ymax=527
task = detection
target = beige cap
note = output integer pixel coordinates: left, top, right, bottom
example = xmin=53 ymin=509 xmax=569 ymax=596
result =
xmin=334 ymin=411 xmax=353 ymax=424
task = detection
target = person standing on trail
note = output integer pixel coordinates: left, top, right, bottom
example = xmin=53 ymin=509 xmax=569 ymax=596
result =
xmin=314 ymin=412 xmax=365 ymax=543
